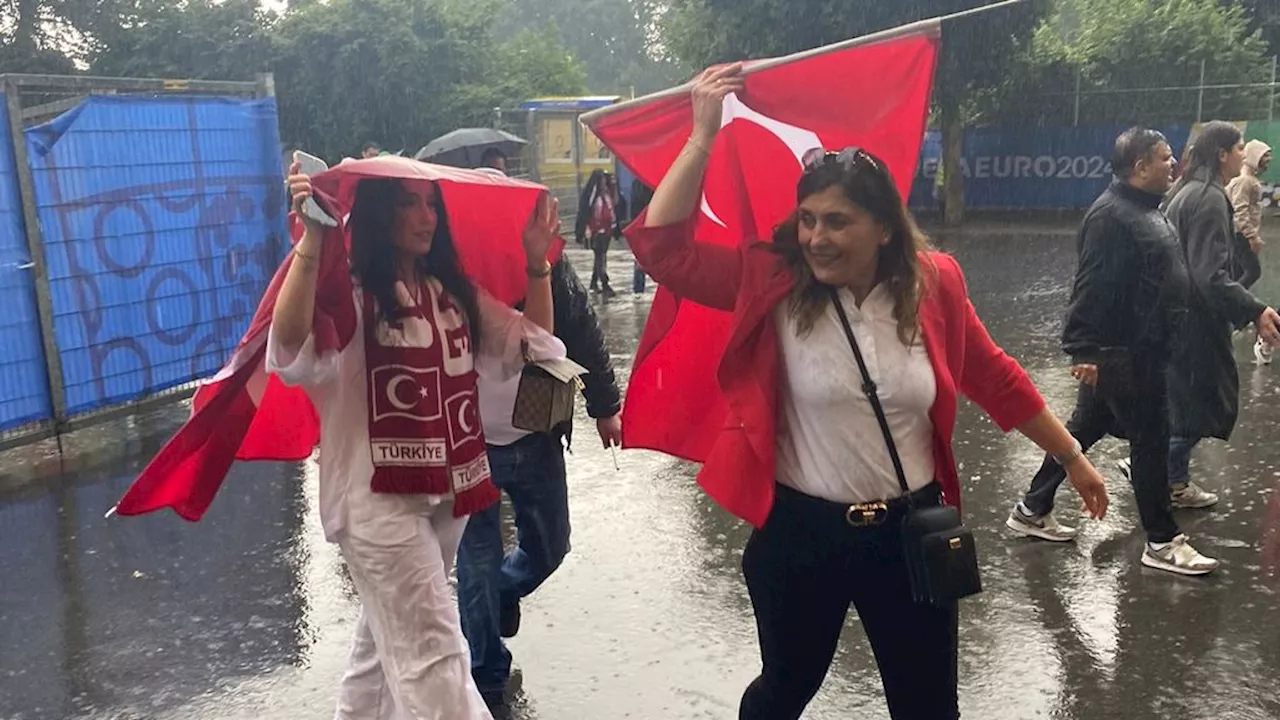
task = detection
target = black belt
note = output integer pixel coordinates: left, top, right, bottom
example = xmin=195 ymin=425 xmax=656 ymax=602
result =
xmin=774 ymin=481 xmax=943 ymax=529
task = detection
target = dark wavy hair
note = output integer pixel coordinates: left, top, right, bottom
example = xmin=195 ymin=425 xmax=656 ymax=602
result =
xmin=767 ymin=148 xmax=931 ymax=345
xmin=348 ymin=178 xmax=481 ymax=347
xmin=1168 ymin=120 xmax=1242 ymax=199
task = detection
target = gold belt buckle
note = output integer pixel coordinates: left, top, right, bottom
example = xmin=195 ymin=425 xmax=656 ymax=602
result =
xmin=845 ymin=501 xmax=888 ymax=527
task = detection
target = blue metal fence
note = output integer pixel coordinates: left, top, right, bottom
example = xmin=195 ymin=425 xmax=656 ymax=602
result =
xmin=0 ymin=95 xmax=54 ymax=431
xmin=23 ymin=95 xmax=286 ymax=416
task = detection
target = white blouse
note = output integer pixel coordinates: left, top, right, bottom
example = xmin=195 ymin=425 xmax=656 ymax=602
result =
xmin=774 ymin=285 xmax=937 ymax=504
xmin=265 ymin=281 xmax=566 ymax=542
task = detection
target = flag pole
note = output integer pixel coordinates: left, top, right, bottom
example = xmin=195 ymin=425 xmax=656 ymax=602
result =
xmin=580 ymin=0 xmax=1028 ymax=127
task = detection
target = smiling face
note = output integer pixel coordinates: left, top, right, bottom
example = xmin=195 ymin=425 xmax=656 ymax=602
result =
xmin=390 ymin=182 xmax=440 ymax=257
xmin=796 ymin=185 xmax=890 ymax=289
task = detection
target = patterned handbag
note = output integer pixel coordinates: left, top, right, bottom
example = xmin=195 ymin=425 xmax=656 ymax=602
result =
xmin=512 ymin=355 xmax=588 ymax=433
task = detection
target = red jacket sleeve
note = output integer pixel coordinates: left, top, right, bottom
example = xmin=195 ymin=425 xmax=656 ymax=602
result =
xmin=623 ymin=210 xmax=742 ymax=312
xmin=939 ymin=254 xmax=1046 ymax=431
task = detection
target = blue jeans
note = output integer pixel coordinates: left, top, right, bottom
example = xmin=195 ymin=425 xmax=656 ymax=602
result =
xmin=456 ymin=432 xmax=570 ymax=693
xmin=1168 ymin=435 xmax=1200 ymax=488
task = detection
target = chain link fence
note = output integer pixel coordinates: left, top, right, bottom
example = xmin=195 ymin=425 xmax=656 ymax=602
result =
xmin=1012 ymin=59 xmax=1280 ymax=127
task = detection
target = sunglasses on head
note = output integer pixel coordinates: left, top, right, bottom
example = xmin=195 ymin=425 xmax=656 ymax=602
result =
xmin=801 ymin=146 xmax=880 ymax=174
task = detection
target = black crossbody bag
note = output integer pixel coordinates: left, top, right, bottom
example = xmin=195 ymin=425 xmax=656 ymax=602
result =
xmin=829 ymin=288 xmax=982 ymax=606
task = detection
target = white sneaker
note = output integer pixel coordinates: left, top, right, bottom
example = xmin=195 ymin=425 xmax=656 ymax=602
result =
xmin=1255 ymin=337 xmax=1273 ymax=366
xmin=1141 ymin=535 xmax=1220 ymax=575
xmin=1006 ymin=503 xmax=1079 ymax=542
xmin=1171 ymin=481 xmax=1219 ymax=509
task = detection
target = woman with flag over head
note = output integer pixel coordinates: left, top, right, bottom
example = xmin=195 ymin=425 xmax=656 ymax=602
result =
xmin=624 ymin=64 xmax=1110 ymax=720
xmin=273 ymin=162 xmax=565 ymax=719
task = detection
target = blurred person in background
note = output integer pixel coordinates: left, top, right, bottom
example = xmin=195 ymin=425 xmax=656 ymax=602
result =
xmin=480 ymin=148 xmax=509 ymax=175
xmin=457 ymin=212 xmax=624 ymax=713
xmin=577 ymin=169 xmax=619 ymax=297
xmin=1007 ymin=128 xmax=1217 ymax=575
xmin=1163 ymin=121 xmax=1280 ymax=517
xmin=1226 ymin=139 xmax=1272 ymax=363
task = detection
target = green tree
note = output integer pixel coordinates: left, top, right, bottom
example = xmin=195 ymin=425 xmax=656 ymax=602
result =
xmin=494 ymin=0 xmax=682 ymax=95
xmin=269 ymin=0 xmax=587 ymax=162
xmin=991 ymin=0 xmax=1271 ymax=126
xmin=86 ymin=0 xmax=274 ymax=80
xmin=661 ymin=0 xmax=1049 ymax=224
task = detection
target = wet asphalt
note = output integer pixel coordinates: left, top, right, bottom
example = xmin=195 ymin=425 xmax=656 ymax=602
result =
xmin=3 ymin=227 xmax=1280 ymax=720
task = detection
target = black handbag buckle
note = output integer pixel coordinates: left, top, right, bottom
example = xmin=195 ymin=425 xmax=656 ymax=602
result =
xmin=845 ymin=501 xmax=888 ymax=527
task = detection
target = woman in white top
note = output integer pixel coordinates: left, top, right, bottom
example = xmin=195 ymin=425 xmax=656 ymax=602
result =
xmin=625 ymin=65 xmax=1109 ymax=720
xmin=272 ymin=164 xmax=564 ymax=719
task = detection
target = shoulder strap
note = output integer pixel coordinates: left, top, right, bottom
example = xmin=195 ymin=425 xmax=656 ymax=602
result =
xmin=827 ymin=287 xmax=913 ymax=500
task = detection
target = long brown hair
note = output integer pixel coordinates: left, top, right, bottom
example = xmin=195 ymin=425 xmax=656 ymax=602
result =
xmin=768 ymin=148 xmax=932 ymax=345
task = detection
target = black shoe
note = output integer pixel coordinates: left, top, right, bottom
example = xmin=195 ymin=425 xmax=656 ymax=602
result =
xmin=499 ymin=598 xmax=521 ymax=638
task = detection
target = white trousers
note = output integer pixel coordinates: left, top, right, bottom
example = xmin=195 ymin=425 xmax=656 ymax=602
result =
xmin=334 ymin=482 xmax=492 ymax=720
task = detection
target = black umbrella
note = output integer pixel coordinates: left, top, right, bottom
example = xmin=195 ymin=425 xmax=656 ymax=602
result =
xmin=414 ymin=128 xmax=527 ymax=168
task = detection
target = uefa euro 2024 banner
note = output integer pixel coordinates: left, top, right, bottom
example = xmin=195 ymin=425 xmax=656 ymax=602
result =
xmin=910 ymin=123 xmax=1193 ymax=210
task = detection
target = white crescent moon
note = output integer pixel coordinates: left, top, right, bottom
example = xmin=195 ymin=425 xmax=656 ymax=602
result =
xmin=700 ymin=93 xmax=823 ymax=229
xmin=387 ymin=374 xmax=418 ymax=411
xmin=456 ymin=396 xmax=475 ymax=434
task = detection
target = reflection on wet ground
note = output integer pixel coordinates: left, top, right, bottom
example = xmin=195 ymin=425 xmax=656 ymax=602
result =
xmin=3 ymin=232 xmax=1280 ymax=719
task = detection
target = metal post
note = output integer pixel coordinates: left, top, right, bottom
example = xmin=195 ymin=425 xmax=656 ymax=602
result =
xmin=1073 ymin=67 xmax=1081 ymax=127
xmin=525 ymin=109 xmax=540 ymax=183
xmin=1270 ymin=56 xmax=1277 ymax=123
xmin=254 ymin=72 xmax=275 ymax=99
xmin=492 ymin=106 xmax=502 ymax=130
xmin=4 ymin=77 xmax=68 ymax=427
xmin=571 ymin=111 xmax=583 ymax=203
xmin=1196 ymin=58 xmax=1206 ymax=122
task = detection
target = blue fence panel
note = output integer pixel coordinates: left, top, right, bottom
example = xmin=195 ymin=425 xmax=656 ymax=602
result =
xmin=25 ymin=95 xmax=287 ymax=415
xmin=0 ymin=94 xmax=54 ymax=430
xmin=909 ymin=124 xmax=1192 ymax=210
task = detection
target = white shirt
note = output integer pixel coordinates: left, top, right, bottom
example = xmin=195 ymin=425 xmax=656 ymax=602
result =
xmin=774 ymin=285 xmax=937 ymax=504
xmin=477 ymin=372 xmax=530 ymax=447
xmin=265 ymin=282 xmax=566 ymax=542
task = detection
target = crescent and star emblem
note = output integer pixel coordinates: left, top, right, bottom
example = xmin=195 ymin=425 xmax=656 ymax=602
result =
xmin=700 ymin=93 xmax=823 ymax=228
xmin=456 ymin=396 xmax=476 ymax=434
xmin=386 ymin=374 xmax=427 ymax=411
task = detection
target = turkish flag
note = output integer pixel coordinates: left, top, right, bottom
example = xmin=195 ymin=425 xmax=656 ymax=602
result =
xmin=584 ymin=28 xmax=939 ymax=463
xmin=113 ymin=160 xmax=559 ymax=521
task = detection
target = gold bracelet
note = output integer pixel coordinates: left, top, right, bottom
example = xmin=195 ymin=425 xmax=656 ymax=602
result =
xmin=686 ymin=135 xmax=712 ymax=157
xmin=292 ymin=245 xmax=318 ymax=262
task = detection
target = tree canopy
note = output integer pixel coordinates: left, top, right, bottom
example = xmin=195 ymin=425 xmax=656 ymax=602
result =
xmin=0 ymin=0 xmax=589 ymax=160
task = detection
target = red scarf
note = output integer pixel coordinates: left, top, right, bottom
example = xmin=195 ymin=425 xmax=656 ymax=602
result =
xmin=362 ymin=281 xmax=497 ymax=517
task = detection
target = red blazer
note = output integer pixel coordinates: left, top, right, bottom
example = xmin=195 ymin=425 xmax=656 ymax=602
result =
xmin=626 ymin=216 xmax=1046 ymax=528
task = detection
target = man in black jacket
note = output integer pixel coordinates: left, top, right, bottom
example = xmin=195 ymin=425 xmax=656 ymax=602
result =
xmin=1006 ymin=127 xmax=1219 ymax=575
xmin=456 ymin=257 xmax=623 ymax=706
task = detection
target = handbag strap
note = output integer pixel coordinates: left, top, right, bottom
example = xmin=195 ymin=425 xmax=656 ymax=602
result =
xmin=827 ymin=287 xmax=913 ymax=502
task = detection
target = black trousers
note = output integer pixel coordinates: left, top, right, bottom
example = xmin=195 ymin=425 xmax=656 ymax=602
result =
xmin=740 ymin=483 xmax=959 ymax=720
xmin=1021 ymin=364 xmax=1179 ymax=543
xmin=589 ymin=232 xmax=612 ymax=291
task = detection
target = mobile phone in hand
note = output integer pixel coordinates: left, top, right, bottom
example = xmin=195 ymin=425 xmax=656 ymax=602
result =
xmin=293 ymin=150 xmax=338 ymax=228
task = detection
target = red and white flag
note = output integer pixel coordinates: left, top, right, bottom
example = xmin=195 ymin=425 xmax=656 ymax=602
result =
xmin=583 ymin=24 xmax=940 ymax=463
xmin=113 ymin=158 xmax=558 ymax=521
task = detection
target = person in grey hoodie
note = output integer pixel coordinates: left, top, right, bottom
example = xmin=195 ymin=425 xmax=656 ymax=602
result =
xmin=1227 ymin=139 xmax=1273 ymax=362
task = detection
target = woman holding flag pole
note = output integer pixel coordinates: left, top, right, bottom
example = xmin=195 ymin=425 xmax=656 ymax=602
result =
xmin=625 ymin=64 xmax=1109 ymax=719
